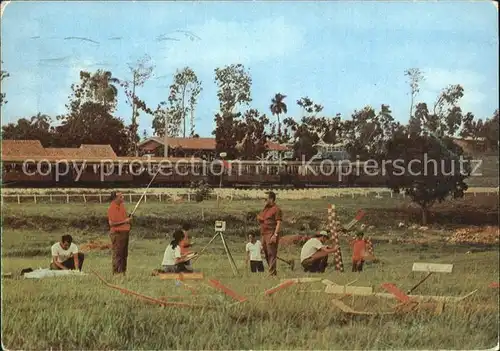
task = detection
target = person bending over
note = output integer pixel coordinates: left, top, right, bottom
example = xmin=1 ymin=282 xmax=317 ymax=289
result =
xmin=245 ymin=234 xmax=264 ymax=273
xmin=50 ymin=235 xmax=84 ymax=271
xmin=300 ymin=231 xmax=336 ymax=273
xmin=161 ymin=229 xmax=193 ymax=273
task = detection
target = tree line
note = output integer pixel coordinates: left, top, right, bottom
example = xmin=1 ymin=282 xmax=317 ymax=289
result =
xmin=2 ymin=62 xmax=498 ymax=224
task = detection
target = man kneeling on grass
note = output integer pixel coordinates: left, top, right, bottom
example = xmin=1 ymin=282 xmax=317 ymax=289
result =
xmin=300 ymin=231 xmax=337 ymax=273
xmin=50 ymin=235 xmax=84 ymax=271
xmin=161 ymin=229 xmax=194 ymax=273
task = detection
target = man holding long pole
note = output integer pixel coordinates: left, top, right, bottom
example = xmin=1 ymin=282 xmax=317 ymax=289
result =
xmin=257 ymin=191 xmax=282 ymax=276
xmin=108 ymin=191 xmax=131 ymax=275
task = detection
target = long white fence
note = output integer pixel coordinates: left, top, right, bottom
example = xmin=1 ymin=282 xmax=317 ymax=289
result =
xmin=1 ymin=187 xmax=498 ymax=204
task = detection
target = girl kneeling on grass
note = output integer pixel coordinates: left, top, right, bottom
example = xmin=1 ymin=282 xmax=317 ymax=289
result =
xmin=161 ymin=229 xmax=193 ymax=273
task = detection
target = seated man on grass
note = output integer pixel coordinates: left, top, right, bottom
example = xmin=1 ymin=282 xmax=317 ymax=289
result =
xmin=160 ymin=229 xmax=194 ymax=273
xmin=50 ymin=235 xmax=84 ymax=271
xmin=300 ymin=231 xmax=337 ymax=273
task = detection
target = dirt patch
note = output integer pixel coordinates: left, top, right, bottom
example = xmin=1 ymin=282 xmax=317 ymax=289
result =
xmin=80 ymin=240 xmax=112 ymax=252
xmin=446 ymin=226 xmax=499 ymax=245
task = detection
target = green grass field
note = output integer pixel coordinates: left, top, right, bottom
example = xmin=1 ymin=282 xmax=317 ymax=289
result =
xmin=2 ymin=196 xmax=499 ymax=349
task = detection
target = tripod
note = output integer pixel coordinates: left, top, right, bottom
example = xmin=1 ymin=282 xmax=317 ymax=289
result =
xmin=192 ymin=229 xmax=239 ymax=276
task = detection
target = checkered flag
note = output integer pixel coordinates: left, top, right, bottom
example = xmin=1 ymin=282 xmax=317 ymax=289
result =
xmin=327 ymin=204 xmax=344 ymax=272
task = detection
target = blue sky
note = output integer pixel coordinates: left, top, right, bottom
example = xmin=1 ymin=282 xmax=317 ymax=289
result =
xmin=1 ymin=1 xmax=498 ymax=138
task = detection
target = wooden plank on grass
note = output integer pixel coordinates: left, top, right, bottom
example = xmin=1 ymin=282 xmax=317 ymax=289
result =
xmin=412 ymin=263 xmax=453 ymax=273
xmin=91 ymin=269 xmax=205 ymax=308
xmin=332 ymin=299 xmax=394 ymax=315
xmin=321 ymin=279 xmax=336 ymax=286
xmin=158 ymin=272 xmax=204 ymax=280
xmin=265 ymin=280 xmax=295 ymax=295
xmin=207 ymin=279 xmax=248 ymax=302
xmin=374 ymin=291 xmax=476 ymax=303
xmin=280 ymin=278 xmax=322 ymax=284
xmin=325 ymin=284 xmax=373 ymax=295
xmin=331 ymin=299 xmax=357 ymax=313
xmin=380 ymin=283 xmax=410 ymax=302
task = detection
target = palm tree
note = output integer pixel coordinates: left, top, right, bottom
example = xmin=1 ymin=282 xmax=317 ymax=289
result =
xmin=91 ymin=70 xmax=119 ymax=109
xmin=270 ymin=93 xmax=287 ymax=136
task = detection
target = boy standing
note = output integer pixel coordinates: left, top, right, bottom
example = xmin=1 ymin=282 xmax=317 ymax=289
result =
xmin=351 ymin=231 xmax=367 ymax=272
xmin=245 ymin=234 xmax=264 ymax=273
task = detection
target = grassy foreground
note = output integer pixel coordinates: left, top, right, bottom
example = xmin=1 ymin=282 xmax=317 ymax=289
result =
xmin=2 ymin=196 xmax=499 ymax=349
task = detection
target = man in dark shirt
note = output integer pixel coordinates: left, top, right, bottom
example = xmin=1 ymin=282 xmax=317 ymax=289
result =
xmin=257 ymin=191 xmax=282 ymax=276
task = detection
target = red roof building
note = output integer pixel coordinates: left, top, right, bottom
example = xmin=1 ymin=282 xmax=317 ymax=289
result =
xmin=138 ymin=136 xmax=288 ymax=160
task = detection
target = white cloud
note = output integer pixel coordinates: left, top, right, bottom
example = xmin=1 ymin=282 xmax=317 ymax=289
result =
xmin=418 ymin=68 xmax=487 ymax=112
xmin=155 ymin=17 xmax=305 ymax=71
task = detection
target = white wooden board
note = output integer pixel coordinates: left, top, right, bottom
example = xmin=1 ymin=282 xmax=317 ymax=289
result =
xmin=325 ymin=284 xmax=373 ymax=295
xmin=321 ymin=279 xmax=336 ymax=286
xmin=412 ymin=262 xmax=453 ymax=273
xmin=281 ymin=278 xmax=322 ymax=283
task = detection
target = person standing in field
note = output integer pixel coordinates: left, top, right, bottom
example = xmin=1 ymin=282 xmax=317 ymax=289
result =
xmin=179 ymin=223 xmax=194 ymax=272
xmin=257 ymin=191 xmax=282 ymax=276
xmin=50 ymin=235 xmax=85 ymax=271
xmin=300 ymin=231 xmax=337 ymax=273
xmin=351 ymin=231 xmax=367 ymax=272
xmin=245 ymin=233 xmax=264 ymax=273
xmin=107 ymin=191 xmax=131 ymax=275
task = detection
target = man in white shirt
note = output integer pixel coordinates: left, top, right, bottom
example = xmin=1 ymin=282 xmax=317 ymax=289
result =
xmin=300 ymin=231 xmax=336 ymax=273
xmin=49 ymin=235 xmax=84 ymax=271
xmin=245 ymin=234 xmax=264 ymax=272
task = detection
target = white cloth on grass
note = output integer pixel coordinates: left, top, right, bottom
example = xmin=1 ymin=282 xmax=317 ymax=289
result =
xmin=245 ymin=241 xmax=263 ymax=261
xmin=51 ymin=242 xmax=78 ymax=263
xmin=24 ymin=269 xmax=86 ymax=279
xmin=300 ymin=238 xmax=325 ymax=262
xmin=162 ymin=244 xmax=181 ymax=266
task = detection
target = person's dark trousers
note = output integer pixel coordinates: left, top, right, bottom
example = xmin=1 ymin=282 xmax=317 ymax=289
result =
xmin=250 ymin=260 xmax=265 ymax=272
xmin=50 ymin=253 xmax=85 ymax=271
xmin=352 ymin=259 xmax=364 ymax=272
xmin=110 ymin=231 xmax=129 ymax=274
xmin=302 ymin=255 xmax=328 ymax=273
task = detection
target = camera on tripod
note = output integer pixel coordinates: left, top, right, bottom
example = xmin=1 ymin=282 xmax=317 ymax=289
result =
xmin=214 ymin=220 xmax=226 ymax=233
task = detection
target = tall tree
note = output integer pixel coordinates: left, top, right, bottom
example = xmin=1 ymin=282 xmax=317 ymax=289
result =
xmin=296 ymin=96 xmax=324 ymax=116
xmin=213 ymin=112 xmax=240 ymax=159
xmin=404 ymin=68 xmax=424 ymax=120
xmin=214 ymin=64 xmax=252 ymax=114
xmin=1 ymin=61 xmax=10 ymax=106
xmin=269 ymin=93 xmax=287 ymax=137
xmin=385 ymin=132 xmax=471 ymax=225
xmin=66 ymin=70 xmax=120 ymax=114
xmin=168 ymin=67 xmax=202 ymax=137
xmin=281 ymin=115 xmax=343 ymax=160
xmin=55 ymin=102 xmax=131 ymax=156
xmin=343 ymin=105 xmax=403 ymax=160
xmin=151 ymin=101 xmax=183 ymax=138
xmin=235 ymin=109 xmax=270 ymax=159
xmin=119 ymin=55 xmax=155 ymax=155
xmin=213 ymin=64 xmax=252 ymax=156
xmin=482 ymin=110 xmax=499 ymax=151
